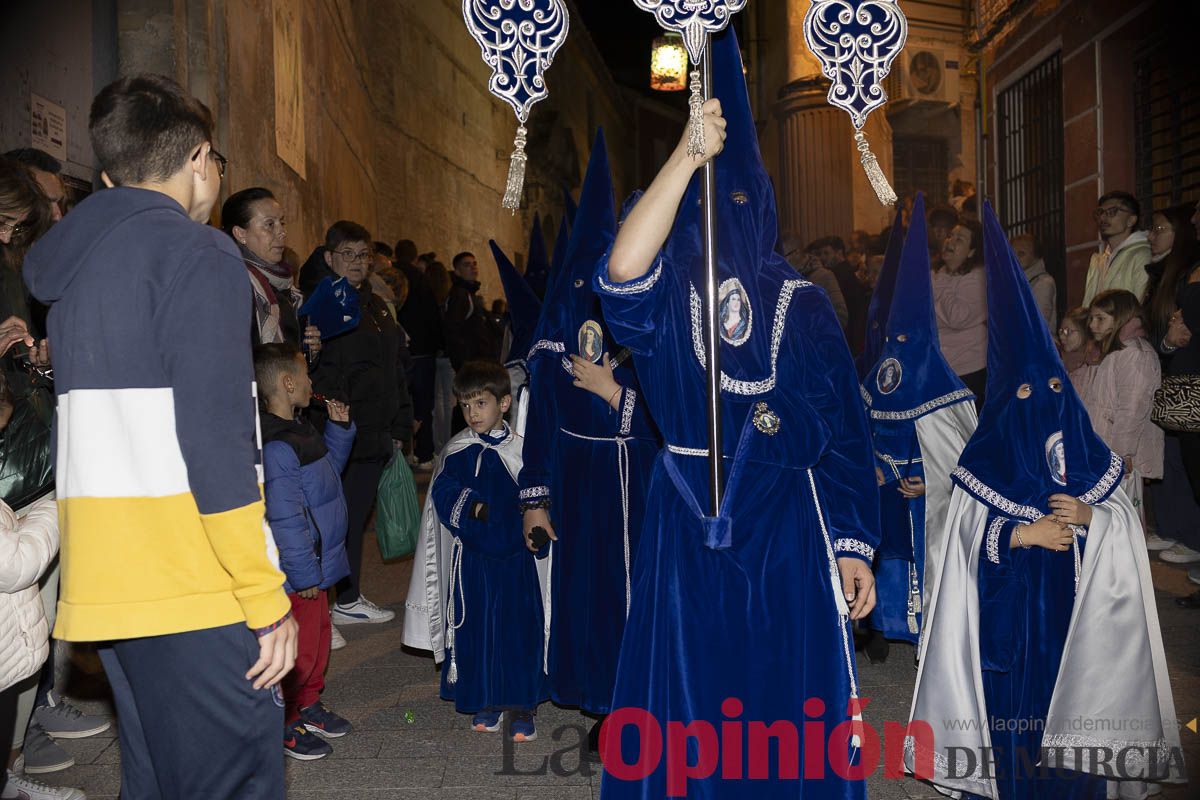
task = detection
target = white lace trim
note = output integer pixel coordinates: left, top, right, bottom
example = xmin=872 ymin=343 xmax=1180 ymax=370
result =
xmin=450 ymin=488 xmax=471 ymax=528
xmin=859 ymin=383 xmax=872 ymax=407
xmin=1041 ymin=733 xmax=1174 ymax=777
xmin=952 ymin=467 xmax=1044 ymax=521
xmin=518 ymin=486 xmax=549 ymax=501
xmin=596 ymin=260 xmax=663 ymax=295
xmin=869 ymin=388 xmax=975 ymax=421
xmin=1078 ymin=451 xmax=1124 ymax=505
xmin=619 ymin=388 xmax=637 ymax=435
xmin=833 ymin=538 xmax=875 ymax=560
xmin=528 ymin=339 xmax=565 ymax=360
xmin=688 ymin=278 xmax=810 ymax=396
xmin=667 ymin=444 xmax=709 ymax=456
xmin=986 ymin=516 xmax=1005 ymax=564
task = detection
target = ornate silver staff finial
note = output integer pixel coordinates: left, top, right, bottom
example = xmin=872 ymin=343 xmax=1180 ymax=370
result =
xmin=633 ymin=0 xmax=747 ymax=160
xmin=463 ymin=0 xmax=570 ymax=212
xmin=803 ymin=0 xmax=908 ymax=205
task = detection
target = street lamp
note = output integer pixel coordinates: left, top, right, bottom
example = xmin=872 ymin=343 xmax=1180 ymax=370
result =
xmin=650 ymin=32 xmax=688 ymax=91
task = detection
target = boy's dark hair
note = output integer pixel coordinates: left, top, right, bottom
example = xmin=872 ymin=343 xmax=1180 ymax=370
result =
xmin=452 ymin=251 xmax=475 ymax=270
xmin=221 ymin=187 xmax=276 ymax=235
xmin=373 ymin=241 xmax=393 ymax=258
xmin=452 ymin=361 xmax=511 ymax=401
xmin=324 ymin=220 xmax=372 ymax=253
xmin=1097 ymin=190 xmax=1140 ymax=223
xmin=254 ymin=342 xmax=305 ymax=402
xmin=89 ymin=74 xmax=215 ymax=185
xmin=394 ymin=239 xmax=418 ymax=265
xmin=5 ymin=148 xmax=62 ymax=175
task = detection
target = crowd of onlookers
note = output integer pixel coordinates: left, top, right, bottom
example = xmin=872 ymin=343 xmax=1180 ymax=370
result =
xmin=792 ymin=184 xmax=1200 ymax=608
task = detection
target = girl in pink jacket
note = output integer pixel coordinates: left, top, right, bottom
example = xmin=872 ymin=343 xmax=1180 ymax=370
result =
xmin=1082 ymin=290 xmax=1164 ymax=525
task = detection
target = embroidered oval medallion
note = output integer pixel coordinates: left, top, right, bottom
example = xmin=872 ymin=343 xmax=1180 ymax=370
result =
xmin=753 ymin=402 xmax=781 ymax=435
xmin=578 ymin=320 xmax=604 ymax=363
xmin=1046 ymin=431 xmax=1067 ymax=486
xmin=718 ymin=277 xmax=752 ymax=346
xmin=876 ymin=357 xmax=902 ymax=395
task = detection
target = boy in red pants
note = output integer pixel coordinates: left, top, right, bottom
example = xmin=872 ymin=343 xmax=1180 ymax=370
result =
xmin=256 ymin=343 xmax=356 ymax=759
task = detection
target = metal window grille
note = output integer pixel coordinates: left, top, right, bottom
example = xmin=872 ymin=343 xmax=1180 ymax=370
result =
xmin=893 ymin=136 xmax=950 ymax=207
xmin=1134 ymin=38 xmax=1200 ymax=215
xmin=997 ymin=52 xmax=1064 ymax=312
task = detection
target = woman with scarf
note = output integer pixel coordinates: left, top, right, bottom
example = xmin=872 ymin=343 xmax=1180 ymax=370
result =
xmin=221 ymin=187 xmax=321 ymax=355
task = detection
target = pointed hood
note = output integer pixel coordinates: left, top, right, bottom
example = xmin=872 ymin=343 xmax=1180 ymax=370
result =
xmin=524 ymin=213 xmax=551 ymax=298
xmin=490 ymin=239 xmax=541 ymax=367
xmin=653 ymin=28 xmax=800 ymax=387
xmin=856 ymin=206 xmax=906 ymax=378
xmin=953 ymin=201 xmax=1121 ymax=518
xmin=863 ymin=194 xmax=972 ymax=420
xmin=563 ymin=184 xmax=578 ymax=228
xmin=526 ymin=215 xmax=570 ymax=352
xmin=527 ymin=128 xmax=616 ymax=362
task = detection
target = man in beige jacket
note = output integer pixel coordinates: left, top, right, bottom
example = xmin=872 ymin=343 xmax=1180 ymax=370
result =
xmin=1082 ymin=190 xmax=1151 ymax=304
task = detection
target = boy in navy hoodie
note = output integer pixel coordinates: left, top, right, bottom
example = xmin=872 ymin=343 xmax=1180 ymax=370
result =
xmin=256 ymin=343 xmax=356 ymax=761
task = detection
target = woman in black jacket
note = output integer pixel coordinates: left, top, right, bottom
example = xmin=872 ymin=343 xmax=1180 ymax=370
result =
xmin=308 ymin=221 xmax=413 ymax=627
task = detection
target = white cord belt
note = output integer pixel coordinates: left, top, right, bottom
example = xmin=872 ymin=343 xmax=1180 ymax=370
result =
xmin=445 ymin=536 xmax=465 ymax=684
xmin=561 ymin=428 xmax=633 ymax=617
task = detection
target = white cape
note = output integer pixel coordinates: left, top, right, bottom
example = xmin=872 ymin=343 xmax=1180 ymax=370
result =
xmin=401 ymin=426 xmax=551 ymax=668
xmin=913 ymin=400 xmax=977 ymax=612
xmin=905 ymin=487 xmax=1183 ymax=798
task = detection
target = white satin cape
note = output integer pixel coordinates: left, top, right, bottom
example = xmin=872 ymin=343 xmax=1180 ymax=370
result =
xmin=401 ymin=426 xmax=551 ymax=670
xmin=905 ymin=486 xmax=1183 ymax=798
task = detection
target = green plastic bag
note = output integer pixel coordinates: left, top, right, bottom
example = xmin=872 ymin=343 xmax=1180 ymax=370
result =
xmin=375 ymin=454 xmax=421 ymax=560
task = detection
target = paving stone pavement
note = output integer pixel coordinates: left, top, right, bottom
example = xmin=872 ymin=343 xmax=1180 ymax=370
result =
xmin=34 ymin=527 xmax=1200 ymax=800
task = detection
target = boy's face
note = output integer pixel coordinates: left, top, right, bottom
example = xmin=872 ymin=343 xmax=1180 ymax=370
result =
xmin=458 ymin=390 xmax=511 ymax=434
xmin=281 ymin=354 xmax=312 ymax=410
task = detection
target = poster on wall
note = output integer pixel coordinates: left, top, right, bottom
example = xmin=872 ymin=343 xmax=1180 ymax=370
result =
xmin=30 ymin=94 xmax=67 ymax=163
xmin=273 ymin=0 xmax=306 ymax=179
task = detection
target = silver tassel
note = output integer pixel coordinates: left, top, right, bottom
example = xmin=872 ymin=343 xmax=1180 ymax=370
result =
xmin=686 ymin=69 xmax=705 ymax=158
xmin=906 ymin=562 xmax=920 ymax=635
xmin=502 ymin=125 xmax=528 ymax=213
xmin=855 ymin=130 xmax=898 ymax=206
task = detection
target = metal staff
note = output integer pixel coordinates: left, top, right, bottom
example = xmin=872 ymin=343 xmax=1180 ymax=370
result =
xmin=698 ymin=38 xmax=723 ymax=515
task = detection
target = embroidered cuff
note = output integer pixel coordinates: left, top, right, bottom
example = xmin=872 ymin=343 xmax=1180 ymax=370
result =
xmin=833 ymin=538 xmax=875 ymax=563
xmin=449 ymin=488 xmax=473 ymax=529
xmin=528 ymin=339 xmax=565 ymax=360
xmin=619 ymin=388 xmax=637 ymax=436
xmin=596 ymin=260 xmax=663 ymax=295
xmin=519 ymin=485 xmax=551 ymax=512
xmin=986 ymin=516 xmax=1007 ymax=565
xmin=254 ymin=610 xmax=292 ymax=638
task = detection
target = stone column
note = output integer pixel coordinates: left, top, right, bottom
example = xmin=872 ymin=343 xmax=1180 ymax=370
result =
xmin=775 ymin=5 xmax=896 ymax=245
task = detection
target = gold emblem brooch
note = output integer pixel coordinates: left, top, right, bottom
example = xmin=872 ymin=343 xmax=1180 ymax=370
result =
xmin=753 ymin=402 xmax=780 ymax=435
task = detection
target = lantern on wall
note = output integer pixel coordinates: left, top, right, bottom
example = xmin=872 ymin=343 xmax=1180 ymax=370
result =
xmin=650 ymin=32 xmax=688 ymax=91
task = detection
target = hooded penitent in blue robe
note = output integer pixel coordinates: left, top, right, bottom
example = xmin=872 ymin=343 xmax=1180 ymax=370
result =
xmin=906 ymin=202 xmax=1183 ymax=800
xmin=524 ymin=213 xmax=551 ymax=300
xmin=862 ymin=194 xmax=976 ymax=644
xmin=593 ymin=30 xmax=878 ymax=799
xmin=517 ymin=130 xmax=659 ymax=716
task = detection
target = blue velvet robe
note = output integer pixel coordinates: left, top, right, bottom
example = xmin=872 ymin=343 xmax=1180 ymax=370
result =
xmin=518 ymin=348 xmax=658 ymax=714
xmin=594 ymin=259 xmax=879 ymax=799
xmin=972 ymin=516 xmax=1105 ymax=800
xmin=867 ymin=423 xmax=924 ymax=644
xmin=432 ymin=432 xmax=547 ymax=713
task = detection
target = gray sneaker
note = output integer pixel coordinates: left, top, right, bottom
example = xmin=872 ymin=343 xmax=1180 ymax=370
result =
xmin=20 ymin=722 xmax=74 ymax=774
xmin=33 ymin=691 xmax=111 ymax=739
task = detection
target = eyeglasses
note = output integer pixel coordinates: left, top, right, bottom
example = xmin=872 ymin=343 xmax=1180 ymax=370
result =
xmin=1093 ymin=205 xmax=1133 ymax=221
xmin=0 ymin=218 xmax=24 ymax=238
xmin=209 ymin=148 xmax=228 ymax=178
xmin=333 ymin=249 xmax=372 ymax=264
xmin=191 ymin=144 xmax=228 ymax=178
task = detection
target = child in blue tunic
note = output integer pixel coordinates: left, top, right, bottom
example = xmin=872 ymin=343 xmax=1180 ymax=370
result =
xmin=427 ymin=361 xmax=547 ymax=741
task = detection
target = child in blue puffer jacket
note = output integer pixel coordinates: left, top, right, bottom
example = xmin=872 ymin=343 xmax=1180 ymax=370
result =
xmin=256 ymin=342 xmax=356 ymax=762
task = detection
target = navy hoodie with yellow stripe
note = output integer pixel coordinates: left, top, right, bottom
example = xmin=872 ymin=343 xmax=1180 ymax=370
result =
xmin=24 ymin=186 xmax=289 ymax=642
